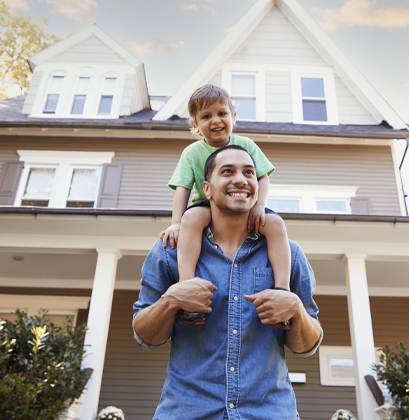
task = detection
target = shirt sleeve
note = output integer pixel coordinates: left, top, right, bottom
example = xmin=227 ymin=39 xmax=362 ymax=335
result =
xmin=132 ymin=240 xmax=177 ymax=350
xmin=168 ymin=148 xmax=195 ymax=191
xmin=287 ymin=241 xmax=323 ymax=356
xmin=245 ymin=139 xmax=275 ymax=179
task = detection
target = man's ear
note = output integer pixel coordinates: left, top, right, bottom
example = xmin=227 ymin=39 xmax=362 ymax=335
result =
xmin=203 ymin=181 xmax=212 ymax=200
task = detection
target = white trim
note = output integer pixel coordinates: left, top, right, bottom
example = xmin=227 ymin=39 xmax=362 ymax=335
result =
xmin=291 ymin=70 xmax=339 ymax=125
xmin=314 ymin=285 xmax=409 ymax=297
xmin=288 ymin=373 xmax=306 ymax=383
xmin=391 ymin=141 xmax=407 ymax=216
xmin=17 ymin=150 xmax=114 ymax=165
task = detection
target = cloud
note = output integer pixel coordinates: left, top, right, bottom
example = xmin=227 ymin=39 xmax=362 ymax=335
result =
xmin=131 ymin=40 xmax=185 ymax=55
xmin=181 ymin=3 xmax=218 ymax=20
xmin=4 ymin=0 xmax=30 ymax=12
xmin=181 ymin=4 xmax=199 ymax=11
xmin=310 ymin=0 xmax=409 ymax=32
xmin=45 ymin=0 xmax=97 ymax=21
xmin=402 ymin=83 xmax=409 ymax=89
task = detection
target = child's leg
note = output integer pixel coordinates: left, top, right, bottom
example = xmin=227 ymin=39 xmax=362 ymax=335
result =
xmin=259 ymin=214 xmax=291 ymax=290
xmin=178 ymin=206 xmax=212 ymax=281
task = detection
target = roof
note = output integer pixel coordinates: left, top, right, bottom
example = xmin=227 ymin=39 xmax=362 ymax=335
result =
xmin=0 ymin=96 xmax=407 ymax=139
xmin=153 ymin=0 xmax=408 ymax=131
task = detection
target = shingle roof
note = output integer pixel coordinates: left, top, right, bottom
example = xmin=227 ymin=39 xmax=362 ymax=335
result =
xmin=0 ymin=96 xmax=407 ymax=138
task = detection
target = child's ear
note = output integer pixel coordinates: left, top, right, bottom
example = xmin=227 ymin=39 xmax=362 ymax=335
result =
xmin=203 ymin=181 xmax=212 ymax=200
xmin=189 ymin=118 xmax=202 ymax=138
xmin=232 ymin=110 xmax=237 ymax=125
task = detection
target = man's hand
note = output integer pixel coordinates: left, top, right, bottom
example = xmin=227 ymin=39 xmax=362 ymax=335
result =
xmin=164 ymin=278 xmax=217 ymax=314
xmin=248 ymin=203 xmax=265 ymax=233
xmin=159 ymin=223 xmax=181 ymax=249
xmin=244 ymin=289 xmax=302 ymax=326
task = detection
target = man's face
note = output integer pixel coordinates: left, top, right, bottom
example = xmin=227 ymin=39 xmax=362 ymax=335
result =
xmin=203 ymin=149 xmax=258 ymax=215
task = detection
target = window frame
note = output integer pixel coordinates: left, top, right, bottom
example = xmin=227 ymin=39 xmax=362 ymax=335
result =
xmin=14 ymin=151 xmax=114 ymax=209
xmin=291 ymin=69 xmax=338 ymax=125
xmin=96 ymin=73 xmax=119 ymax=116
xmin=319 ymin=346 xmax=381 ymax=386
xmin=268 ymin=185 xmax=358 ymax=214
xmin=42 ymin=72 xmax=67 ymax=115
xmin=222 ymin=66 xmax=266 ymax=121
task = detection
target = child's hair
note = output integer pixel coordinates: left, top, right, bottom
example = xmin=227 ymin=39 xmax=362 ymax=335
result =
xmin=188 ymin=84 xmax=236 ymax=122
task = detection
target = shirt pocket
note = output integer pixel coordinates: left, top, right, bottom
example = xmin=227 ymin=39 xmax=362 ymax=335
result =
xmin=254 ymin=267 xmax=275 ymax=294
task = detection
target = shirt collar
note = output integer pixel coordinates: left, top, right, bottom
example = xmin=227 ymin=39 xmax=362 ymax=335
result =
xmin=204 ymin=225 xmax=261 ymax=245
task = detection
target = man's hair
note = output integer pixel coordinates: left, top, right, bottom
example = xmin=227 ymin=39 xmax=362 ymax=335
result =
xmin=188 ymin=84 xmax=236 ymax=121
xmin=204 ymin=145 xmax=256 ymax=181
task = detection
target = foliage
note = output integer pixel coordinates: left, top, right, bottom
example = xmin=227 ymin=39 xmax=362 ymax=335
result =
xmin=0 ymin=1 xmax=59 ymax=99
xmin=0 ymin=310 xmax=88 ymax=420
xmin=373 ymin=342 xmax=409 ymax=420
xmin=98 ymin=406 xmax=126 ymax=420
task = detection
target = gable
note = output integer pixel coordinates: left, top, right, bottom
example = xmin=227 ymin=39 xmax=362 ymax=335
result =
xmin=51 ymin=36 xmax=124 ymax=63
xmin=155 ymin=0 xmax=406 ymax=130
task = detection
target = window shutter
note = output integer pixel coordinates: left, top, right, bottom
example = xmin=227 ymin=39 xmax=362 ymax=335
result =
xmin=350 ymin=197 xmax=371 ymax=214
xmin=96 ymin=163 xmax=122 ymax=208
xmin=0 ymin=161 xmax=24 ymax=205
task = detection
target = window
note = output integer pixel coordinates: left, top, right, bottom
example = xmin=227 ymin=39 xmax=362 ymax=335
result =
xmin=231 ymin=74 xmax=257 ymax=120
xmin=0 ymin=295 xmax=90 ymax=328
xmin=301 ymin=78 xmax=327 ymax=122
xmin=291 ymin=70 xmax=338 ymax=125
xmin=14 ymin=151 xmax=114 ymax=208
xmin=268 ymin=185 xmax=358 ymax=214
xmin=319 ymin=346 xmax=381 ymax=386
xmin=71 ymin=77 xmax=91 ymax=115
xmin=98 ymin=77 xmax=116 ymax=115
xmin=43 ymin=76 xmax=65 ymax=114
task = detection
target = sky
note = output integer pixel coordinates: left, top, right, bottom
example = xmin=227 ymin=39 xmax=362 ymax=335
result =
xmin=4 ymin=0 xmax=409 ymax=208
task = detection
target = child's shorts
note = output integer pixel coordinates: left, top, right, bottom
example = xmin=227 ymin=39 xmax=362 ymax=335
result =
xmin=182 ymin=199 xmax=279 ymax=217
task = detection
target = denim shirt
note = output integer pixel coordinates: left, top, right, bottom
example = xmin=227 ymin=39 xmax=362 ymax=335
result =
xmin=133 ymin=228 xmax=322 ymax=420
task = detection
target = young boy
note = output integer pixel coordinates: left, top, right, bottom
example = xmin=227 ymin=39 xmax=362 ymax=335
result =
xmin=160 ymin=84 xmax=291 ymax=327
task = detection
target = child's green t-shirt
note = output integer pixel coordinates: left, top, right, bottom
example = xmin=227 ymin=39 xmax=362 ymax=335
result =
xmin=168 ymin=134 xmax=275 ymax=203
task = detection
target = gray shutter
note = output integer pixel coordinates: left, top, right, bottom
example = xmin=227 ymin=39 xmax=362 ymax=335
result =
xmin=351 ymin=197 xmax=371 ymax=214
xmin=0 ymin=161 xmax=24 ymax=205
xmin=96 ymin=163 xmax=122 ymax=208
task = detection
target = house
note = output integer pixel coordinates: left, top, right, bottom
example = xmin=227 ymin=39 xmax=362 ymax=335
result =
xmin=0 ymin=0 xmax=408 ymax=419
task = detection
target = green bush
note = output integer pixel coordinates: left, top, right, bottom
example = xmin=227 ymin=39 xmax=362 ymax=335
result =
xmin=0 ymin=310 xmax=88 ymax=420
xmin=373 ymin=342 xmax=409 ymax=420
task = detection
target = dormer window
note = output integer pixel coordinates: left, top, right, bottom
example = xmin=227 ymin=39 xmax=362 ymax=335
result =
xmin=301 ymin=78 xmax=327 ymax=122
xmin=71 ymin=77 xmax=91 ymax=115
xmin=98 ymin=77 xmax=116 ymax=115
xmin=43 ymin=75 xmax=65 ymax=114
xmin=291 ymin=70 xmax=338 ymax=125
xmin=231 ymin=74 xmax=256 ymax=120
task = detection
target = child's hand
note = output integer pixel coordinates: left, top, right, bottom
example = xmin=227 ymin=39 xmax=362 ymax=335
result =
xmin=248 ymin=203 xmax=266 ymax=233
xmin=159 ymin=223 xmax=181 ymax=249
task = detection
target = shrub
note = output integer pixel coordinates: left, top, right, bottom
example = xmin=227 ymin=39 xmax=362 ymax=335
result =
xmin=373 ymin=342 xmax=409 ymax=420
xmin=0 ymin=310 xmax=88 ymax=420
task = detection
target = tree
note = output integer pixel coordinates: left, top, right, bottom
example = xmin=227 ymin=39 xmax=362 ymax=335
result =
xmin=0 ymin=310 xmax=89 ymax=420
xmin=373 ymin=342 xmax=409 ymax=420
xmin=0 ymin=2 xmax=59 ymax=99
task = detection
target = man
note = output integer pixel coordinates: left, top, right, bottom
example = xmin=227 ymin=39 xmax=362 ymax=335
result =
xmin=133 ymin=145 xmax=322 ymax=420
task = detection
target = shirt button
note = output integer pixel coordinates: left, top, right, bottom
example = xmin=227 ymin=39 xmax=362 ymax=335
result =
xmin=213 ymin=245 xmax=218 ymax=249
xmin=234 ymin=296 xmax=238 ymax=301
xmin=233 ymin=329 xmax=237 ymax=335
xmin=234 ymin=263 xmax=237 ymax=268
xmin=230 ymin=403 xmax=234 ymax=409
xmin=230 ymin=366 xmax=235 ymax=372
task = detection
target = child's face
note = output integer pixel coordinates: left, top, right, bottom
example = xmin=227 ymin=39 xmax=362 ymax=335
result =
xmin=190 ymin=100 xmax=236 ymax=148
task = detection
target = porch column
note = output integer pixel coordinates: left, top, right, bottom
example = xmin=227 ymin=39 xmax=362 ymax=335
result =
xmin=81 ymin=248 xmax=122 ymax=420
xmin=342 ymin=254 xmax=377 ymax=420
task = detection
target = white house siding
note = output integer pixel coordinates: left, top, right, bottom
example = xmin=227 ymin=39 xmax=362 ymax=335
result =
xmin=335 ymin=75 xmax=378 ymax=125
xmin=22 ymin=71 xmax=43 ymax=115
xmin=50 ymin=35 xmax=124 ymax=63
xmin=227 ymin=6 xmax=325 ymax=65
xmin=266 ymin=70 xmax=292 ymax=122
xmin=120 ymin=74 xmax=138 ymax=116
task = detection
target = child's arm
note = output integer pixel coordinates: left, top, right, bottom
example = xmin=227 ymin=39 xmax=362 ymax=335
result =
xmin=160 ymin=186 xmax=191 ymax=249
xmin=248 ymin=174 xmax=269 ymax=233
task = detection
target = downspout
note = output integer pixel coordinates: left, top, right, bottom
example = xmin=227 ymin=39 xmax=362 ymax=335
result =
xmin=399 ymin=138 xmax=409 ymax=216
